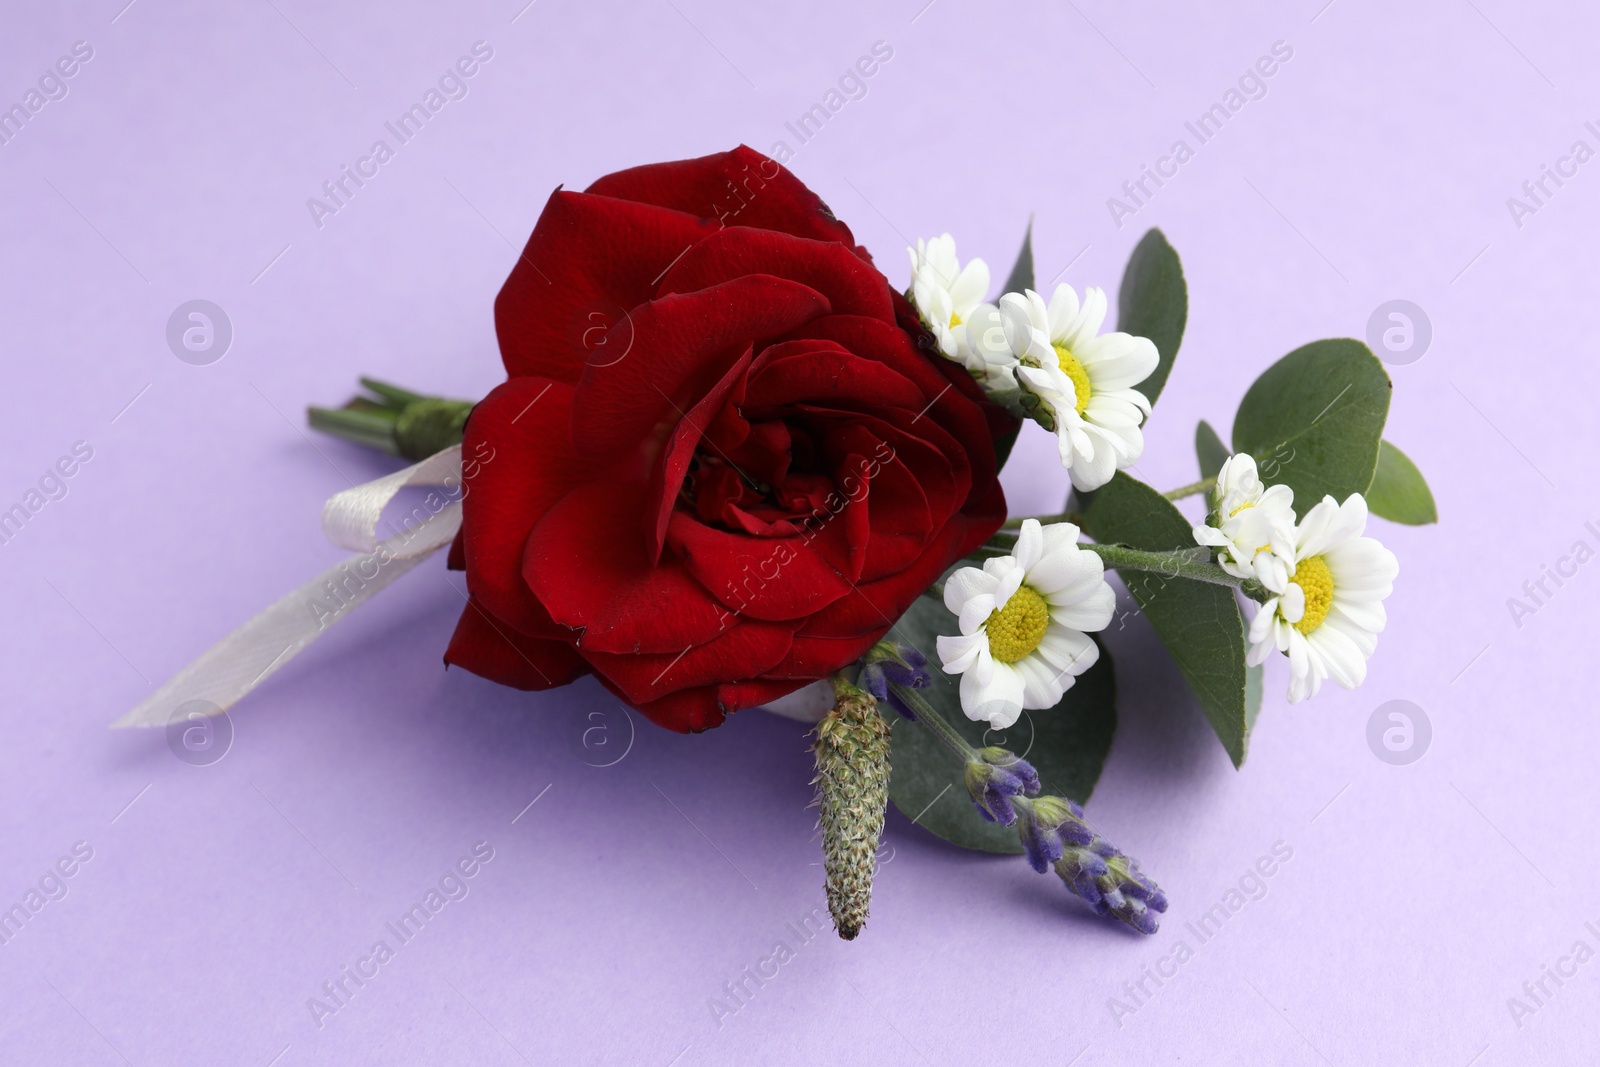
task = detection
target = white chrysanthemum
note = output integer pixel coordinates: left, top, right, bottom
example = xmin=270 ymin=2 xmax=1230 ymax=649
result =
xmin=1247 ymin=494 xmax=1399 ymax=705
xmin=907 ymin=234 xmax=989 ymax=360
xmin=999 ymin=286 xmax=1159 ymax=492
xmin=936 ymin=519 xmax=1115 ymax=729
xmin=1192 ymin=453 xmax=1296 ymax=590
xmin=960 ymin=302 xmax=1023 ymax=411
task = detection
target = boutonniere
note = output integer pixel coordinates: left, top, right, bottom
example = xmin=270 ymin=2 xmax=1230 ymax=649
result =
xmin=118 ymin=146 xmax=1434 ymax=941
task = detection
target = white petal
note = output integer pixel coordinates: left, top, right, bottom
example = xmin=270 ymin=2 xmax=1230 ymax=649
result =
xmin=1049 ymin=579 xmax=1115 ymax=632
xmin=1028 ymin=541 xmax=1103 ymax=596
xmin=1083 ymin=393 xmax=1146 ymax=429
xmin=943 ymin=565 xmax=998 ymax=616
xmin=1015 ymin=654 xmax=1070 ymax=709
xmin=950 ymin=259 xmax=990 ymax=314
xmin=1063 ymin=286 xmax=1107 ymax=350
xmin=1080 ymin=333 xmax=1159 ymax=391
xmin=961 ymin=663 xmax=1024 ymax=728
xmin=958 ymin=594 xmax=998 ymax=636
xmin=1012 ymin=518 xmax=1044 ymax=571
xmin=1046 ymin=283 xmax=1082 ymax=339
xmin=1279 ymin=582 xmax=1306 ymax=624
xmin=1294 ymin=496 xmax=1342 ymax=557
xmin=1309 ymin=624 xmax=1368 ymax=689
xmin=1034 ymin=623 xmax=1100 ymax=678
xmin=1249 ymin=597 xmax=1280 ymax=644
xmin=936 ymin=632 xmax=985 ymax=674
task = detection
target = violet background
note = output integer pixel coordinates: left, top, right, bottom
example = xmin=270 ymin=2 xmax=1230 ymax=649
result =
xmin=0 ymin=0 xmax=1593 ymax=1062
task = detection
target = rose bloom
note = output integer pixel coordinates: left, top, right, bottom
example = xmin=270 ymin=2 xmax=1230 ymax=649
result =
xmin=443 ymin=147 xmax=1013 ymax=732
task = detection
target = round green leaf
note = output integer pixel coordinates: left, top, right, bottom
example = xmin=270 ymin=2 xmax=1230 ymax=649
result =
xmin=1079 ymin=473 xmax=1254 ymax=768
xmin=1001 ymin=218 xmax=1034 ymax=297
xmin=1366 ymin=440 xmax=1437 ymax=525
xmin=1118 ymin=228 xmax=1187 ymax=407
xmin=1231 ymin=338 xmax=1391 ymax=508
xmin=885 ymin=595 xmax=1116 ymax=855
xmin=1195 ymin=419 xmax=1229 ymax=482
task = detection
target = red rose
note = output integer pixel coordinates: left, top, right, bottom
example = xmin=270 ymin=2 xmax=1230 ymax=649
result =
xmin=443 ymin=146 xmax=1013 ymax=732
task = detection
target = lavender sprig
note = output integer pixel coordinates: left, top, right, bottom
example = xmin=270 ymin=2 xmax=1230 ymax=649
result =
xmin=966 ymin=747 xmax=1040 ymax=824
xmin=883 ymin=666 xmax=1166 ymax=935
xmin=1014 ymin=795 xmax=1169 ymax=935
xmin=858 ymin=641 xmax=931 ymax=720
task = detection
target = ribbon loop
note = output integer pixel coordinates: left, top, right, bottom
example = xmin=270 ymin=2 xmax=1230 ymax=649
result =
xmin=112 ymin=447 xmax=465 ymax=728
xmin=321 ymin=444 xmax=463 ymax=555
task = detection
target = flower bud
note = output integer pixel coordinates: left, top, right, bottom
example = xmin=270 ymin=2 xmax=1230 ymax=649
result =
xmin=859 ymin=642 xmax=932 ymax=720
xmin=812 ymin=681 xmax=891 ymax=940
xmin=963 ymin=747 xmax=1041 ymax=825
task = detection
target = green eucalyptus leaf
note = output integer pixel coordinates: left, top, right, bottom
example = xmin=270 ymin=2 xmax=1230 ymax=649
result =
xmin=1245 ymin=662 xmax=1264 ymax=738
xmin=1080 ymin=472 xmax=1254 ymax=768
xmin=1001 ymin=218 xmax=1034 ymax=297
xmin=885 ymin=595 xmax=1116 ymax=855
xmin=1117 ymin=228 xmax=1187 ymax=407
xmin=1366 ymin=440 xmax=1437 ymax=525
xmin=992 ymin=423 xmax=1021 ymax=472
xmin=1196 ymin=419 xmax=1229 ymax=482
xmin=1231 ymin=338 xmax=1391 ymax=508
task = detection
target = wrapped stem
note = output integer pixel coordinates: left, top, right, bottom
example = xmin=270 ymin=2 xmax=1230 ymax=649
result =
xmin=308 ymin=377 xmax=475 ymax=460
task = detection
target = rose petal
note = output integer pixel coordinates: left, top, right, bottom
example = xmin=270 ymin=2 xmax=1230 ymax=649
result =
xmin=444 ymin=597 xmax=589 ymax=690
xmin=458 ymin=377 xmax=580 ymax=638
xmin=657 ymin=226 xmax=895 ymax=321
xmin=585 ymin=145 xmax=863 ymax=250
xmin=666 ymin=511 xmax=854 ymax=622
xmin=525 ymin=482 xmax=742 ymax=654
xmin=495 ymin=189 xmax=717 ymax=382
xmin=570 ymin=274 xmax=830 ymax=461
xmin=580 ymin=618 xmax=795 ymax=706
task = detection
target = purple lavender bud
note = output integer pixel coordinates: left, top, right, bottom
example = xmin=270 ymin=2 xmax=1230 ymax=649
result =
xmin=1052 ymin=828 xmax=1168 ymax=935
xmin=862 ymin=642 xmax=934 ymax=721
xmin=1018 ymin=819 xmax=1062 ymax=873
xmin=962 ymin=747 xmax=1044 ymax=826
xmin=1121 ymin=901 xmax=1160 ymax=935
xmin=1016 ymin=796 xmax=1085 ymax=874
xmin=976 ymin=747 xmax=1040 ymax=796
xmin=964 ymin=761 xmax=1023 ymax=824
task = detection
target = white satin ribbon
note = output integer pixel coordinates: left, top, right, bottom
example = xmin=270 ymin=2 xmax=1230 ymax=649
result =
xmin=113 ymin=441 xmax=834 ymax=730
xmin=112 ymin=446 xmax=465 ymax=728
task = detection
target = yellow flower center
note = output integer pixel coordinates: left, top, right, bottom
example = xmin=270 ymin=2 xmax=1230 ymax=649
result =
xmin=1052 ymin=344 xmax=1092 ymax=415
xmin=1290 ymin=554 xmax=1334 ymax=635
xmin=985 ymin=585 xmax=1051 ymax=664
xmin=949 ymin=310 xmax=963 ymax=328
xmin=1228 ymin=501 xmax=1255 ymax=518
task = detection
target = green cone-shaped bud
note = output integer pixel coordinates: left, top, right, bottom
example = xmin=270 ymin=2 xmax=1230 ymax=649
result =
xmin=811 ymin=679 xmax=892 ymax=941
xmin=1015 ymin=375 xmax=1058 ymax=433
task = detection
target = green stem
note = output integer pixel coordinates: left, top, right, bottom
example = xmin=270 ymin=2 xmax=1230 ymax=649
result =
xmin=888 ymin=684 xmax=978 ymax=762
xmin=1162 ymin=476 xmax=1215 ymax=501
xmin=1081 ymin=543 xmax=1244 ymax=588
xmin=1001 ymin=510 xmax=1083 ymax=530
xmin=359 ymin=377 xmax=431 ymax=409
xmin=308 ymin=379 xmax=475 ymax=460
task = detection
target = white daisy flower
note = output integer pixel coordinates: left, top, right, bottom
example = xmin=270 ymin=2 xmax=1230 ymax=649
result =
xmin=936 ymin=519 xmax=1115 ymax=729
xmin=960 ymin=302 xmax=1023 ymax=412
xmin=1192 ymin=453 xmax=1297 ymax=591
xmin=1247 ymin=494 xmax=1399 ymax=705
xmin=999 ymin=285 xmax=1160 ymax=492
xmin=907 ymin=234 xmax=990 ymax=360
